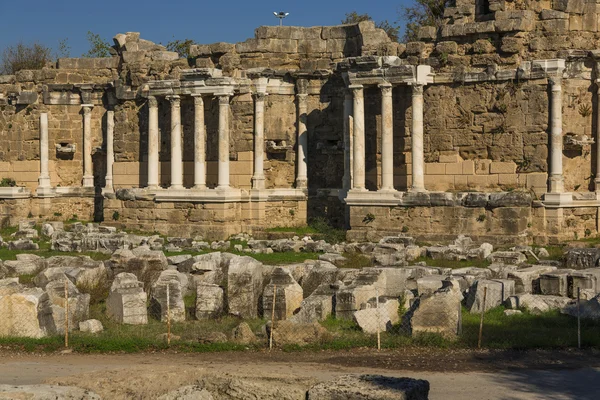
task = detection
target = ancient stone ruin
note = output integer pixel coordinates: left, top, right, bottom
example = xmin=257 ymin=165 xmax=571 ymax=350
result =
xmin=2 ymin=2 xmax=600 ymax=245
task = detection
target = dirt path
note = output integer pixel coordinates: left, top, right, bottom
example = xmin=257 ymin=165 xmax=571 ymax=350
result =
xmin=1 ymin=349 xmax=599 ymax=399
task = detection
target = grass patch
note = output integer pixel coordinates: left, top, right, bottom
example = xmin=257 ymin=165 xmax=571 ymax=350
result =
xmin=413 ymin=256 xmax=491 ymax=269
xmin=337 ymin=252 xmax=373 ymax=269
xmin=267 ymin=217 xmax=346 ymax=244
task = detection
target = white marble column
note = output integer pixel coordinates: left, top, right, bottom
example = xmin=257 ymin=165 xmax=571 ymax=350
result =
xmin=296 ymin=93 xmax=309 ymax=189
xmin=147 ymin=96 xmax=160 ymax=189
xmin=380 ymin=83 xmax=395 ymax=192
xmin=104 ymin=110 xmax=115 ymax=192
xmin=549 ymin=76 xmax=564 ymax=194
xmin=350 ymin=84 xmax=366 ymax=190
xmin=217 ymin=94 xmax=231 ymax=189
xmin=82 ymin=105 xmax=94 ymax=187
xmin=410 ymin=84 xmax=426 ymax=192
xmin=168 ymin=95 xmax=183 ymax=190
xmin=252 ymin=92 xmax=266 ymax=190
xmin=38 ymin=112 xmax=51 ymax=189
xmin=594 ymin=82 xmax=600 ymax=193
xmin=343 ymin=91 xmax=353 ymax=191
xmin=193 ymin=95 xmax=206 ymax=189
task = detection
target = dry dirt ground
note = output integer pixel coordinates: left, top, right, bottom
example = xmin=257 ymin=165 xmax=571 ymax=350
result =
xmin=1 ymin=348 xmax=599 ymax=399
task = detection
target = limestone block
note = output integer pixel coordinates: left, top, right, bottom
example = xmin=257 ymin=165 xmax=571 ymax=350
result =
xmin=403 ymin=286 xmax=462 ymax=339
xmin=570 ymin=268 xmax=600 ymax=298
xmin=335 ymin=269 xmax=386 ymax=319
xmin=508 ymin=265 xmax=558 ymax=294
xmin=301 ymin=261 xmax=338 ymax=297
xmin=0 ymin=385 xmax=101 ymax=400
xmin=564 ymin=248 xmax=600 ymax=269
xmin=540 ymin=10 xmax=569 ymax=20
xmin=513 ymin=294 xmax=573 ymax=314
xmin=416 ymin=276 xmax=445 ymax=296
xmin=353 ymin=298 xmax=400 ymax=334
xmin=466 ymin=279 xmax=515 ymax=313
xmin=490 ymin=162 xmax=516 ymax=174
xmin=539 ymin=270 xmax=575 ymax=297
xmin=306 ymin=375 xmax=430 ymax=400
xmin=262 ymin=267 xmax=303 ymax=320
xmin=106 ymin=273 xmax=148 ymax=325
xmin=79 ymin=319 xmax=103 ymax=333
xmin=177 ymin=252 xmax=225 ymax=274
xmin=487 ymin=251 xmax=527 ymax=265
xmin=195 ymin=283 xmax=224 ymax=319
xmin=227 ymin=256 xmax=264 ymax=318
xmin=150 ymin=270 xmax=186 ymax=322
xmin=418 ymin=26 xmax=437 ymax=41
xmin=3 ymin=254 xmax=44 ymax=276
xmin=0 ymin=279 xmax=55 ymax=338
xmin=45 ymin=279 xmax=90 ymax=332
xmin=270 ymin=320 xmax=329 ymax=346
xmin=231 ymin=322 xmax=257 ymax=345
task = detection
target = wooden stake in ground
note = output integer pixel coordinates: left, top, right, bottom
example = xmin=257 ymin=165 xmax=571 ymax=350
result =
xmin=269 ymin=285 xmax=277 ymax=351
xmin=64 ymin=278 xmax=69 ymax=348
xmin=577 ymin=287 xmax=581 ymax=349
xmin=166 ymin=284 xmax=171 ymax=346
xmin=376 ymin=287 xmax=381 ymax=351
xmin=478 ymin=286 xmax=487 ymax=349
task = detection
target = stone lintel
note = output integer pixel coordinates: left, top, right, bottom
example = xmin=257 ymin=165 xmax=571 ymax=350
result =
xmin=532 ymin=59 xmax=566 ymax=76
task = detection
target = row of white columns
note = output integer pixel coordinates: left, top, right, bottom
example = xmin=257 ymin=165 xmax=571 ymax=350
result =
xmin=38 ymin=105 xmax=113 ymax=194
xmin=346 ymin=82 xmax=426 ymax=193
xmin=145 ymin=91 xmax=309 ymax=191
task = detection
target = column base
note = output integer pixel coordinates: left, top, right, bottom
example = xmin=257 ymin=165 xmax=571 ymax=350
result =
xmin=193 ymin=184 xmax=207 ymax=190
xmin=409 ymin=187 xmax=428 ymax=193
xmin=170 ymin=184 xmax=184 ymax=190
xmin=543 ymin=192 xmax=573 ymax=206
xmin=378 ymin=187 xmax=397 ymax=194
xmin=82 ymin=176 xmax=94 ymax=187
xmin=252 ymin=176 xmax=266 ymax=190
xmin=295 ymin=178 xmax=308 ymax=189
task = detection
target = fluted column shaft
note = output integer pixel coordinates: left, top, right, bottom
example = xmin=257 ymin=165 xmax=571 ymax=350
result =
xmin=168 ymin=95 xmax=183 ymax=189
xmin=380 ymin=83 xmax=395 ymax=191
xmin=217 ymin=94 xmax=231 ymax=189
xmin=38 ymin=112 xmax=50 ymax=189
xmin=147 ymin=96 xmax=159 ymax=189
xmin=193 ymin=95 xmax=206 ymax=189
xmin=296 ymin=93 xmax=309 ymax=188
xmin=104 ymin=110 xmax=115 ymax=191
xmin=82 ymin=105 xmax=94 ymax=187
xmin=549 ymin=76 xmax=564 ymax=193
xmin=411 ymin=84 xmax=425 ymax=192
xmin=343 ymin=92 xmax=353 ymax=191
xmin=252 ymin=92 xmax=266 ymax=189
xmin=596 ymin=83 xmax=600 ymax=193
xmin=350 ymin=85 xmax=365 ymax=190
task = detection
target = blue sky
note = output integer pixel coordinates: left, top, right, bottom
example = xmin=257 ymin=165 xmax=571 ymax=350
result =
xmin=0 ymin=0 xmax=412 ymax=57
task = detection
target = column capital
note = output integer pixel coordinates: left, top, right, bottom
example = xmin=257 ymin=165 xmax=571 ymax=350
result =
xmin=147 ymin=96 xmax=158 ymax=108
xmin=549 ymin=75 xmax=562 ymax=90
xmin=254 ymin=92 xmax=267 ymax=101
xmin=411 ymin=83 xmax=425 ymax=96
xmin=296 ymin=93 xmax=308 ymax=102
xmin=379 ymin=82 xmax=393 ymax=96
xmin=167 ymin=95 xmax=180 ymax=105
xmin=82 ymin=104 xmax=93 ymax=114
xmin=349 ymin=84 xmax=364 ymax=98
xmin=217 ymin=93 xmax=231 ymax=105
xmin=192 ymin=94 xmax=204 ymax=106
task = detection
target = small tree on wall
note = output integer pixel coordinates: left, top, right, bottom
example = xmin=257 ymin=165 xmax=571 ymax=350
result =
xmin=82 ymin=31 xmax=112 ymax=58
xmin=342 ymin=12 xmax=400 ymax=42
xmin=0 ymin=42 xmax=52 ymax=74
xmin=401 ymin=0 xmax=450 ymax=42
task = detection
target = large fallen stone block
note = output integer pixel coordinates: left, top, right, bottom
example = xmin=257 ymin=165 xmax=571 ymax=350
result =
xmin=487 ymin=263 xmax=519 ymax=279
xmin=307 ymin=374 xmax=430 ymax=400
xmin=0 ymin=385 xmax=101 ymax=400
xmin=262 ymin=267 xmax=303 ymax=320
xmin=416 ymin=276 xmax=445 ymax=296
xmin=563 ymin=293 xmax=600 ymax=320
xmin=123 ymin=247 xmax=168 ymax=287
xmin=177 ymin=252 xmax=226 ymax=274
xmin=510 ymin=294 xmax=574 ymax=314
xmin=289 ymin=282 xmax=339 ymax=324
xmin=106 ymin=272 xmax=148 ymax=325
xmin=466 ymin=279 xmax=515 ymax=313
xmin=403 ymin=285 xmax=462 ymax=338
xmin=539 ymin=269 xmax=575 ymax=297
xmin=301 ymin=260 xmax=338 ymax=297
xmin=3 ymin=254 xmax=45 ymax=275
xmin=79 ymin=319 xmax=103 ymax=333
xmin=353 ymin=298 xmax=400 ymax=334
xmin=375 ymin=267 xmax=414 ymax=297
xmin=335 ymin=269 xmax=386 ymax=319
xmin=508 ymin=265 xmax=557 ymax=294
xmin=564 ymin=248 xmax=600 ymax=270
xmin=195 ymin=282 xmax=224 ymax=319
xmin=373 ymin=243 xmax=406 ymax=266
xmin=8 ymin=239 xmax=39 ymax=251
xmin=227 ymin=256 xmax=264 ymax=318
xmin=0 ymin=278 xmax=55 ymax=338
xmin=570 ymin=268 xmax=600 ymax=298
xmin=271 ymin=320 xmax=329 ymax=346
xmin=45 ymin=279 xmax=90 ymax=332
xmin=487 ymin=251 xmax=527 ymax=265
xmin=150 ymin=270 xmax=186 ymax=322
